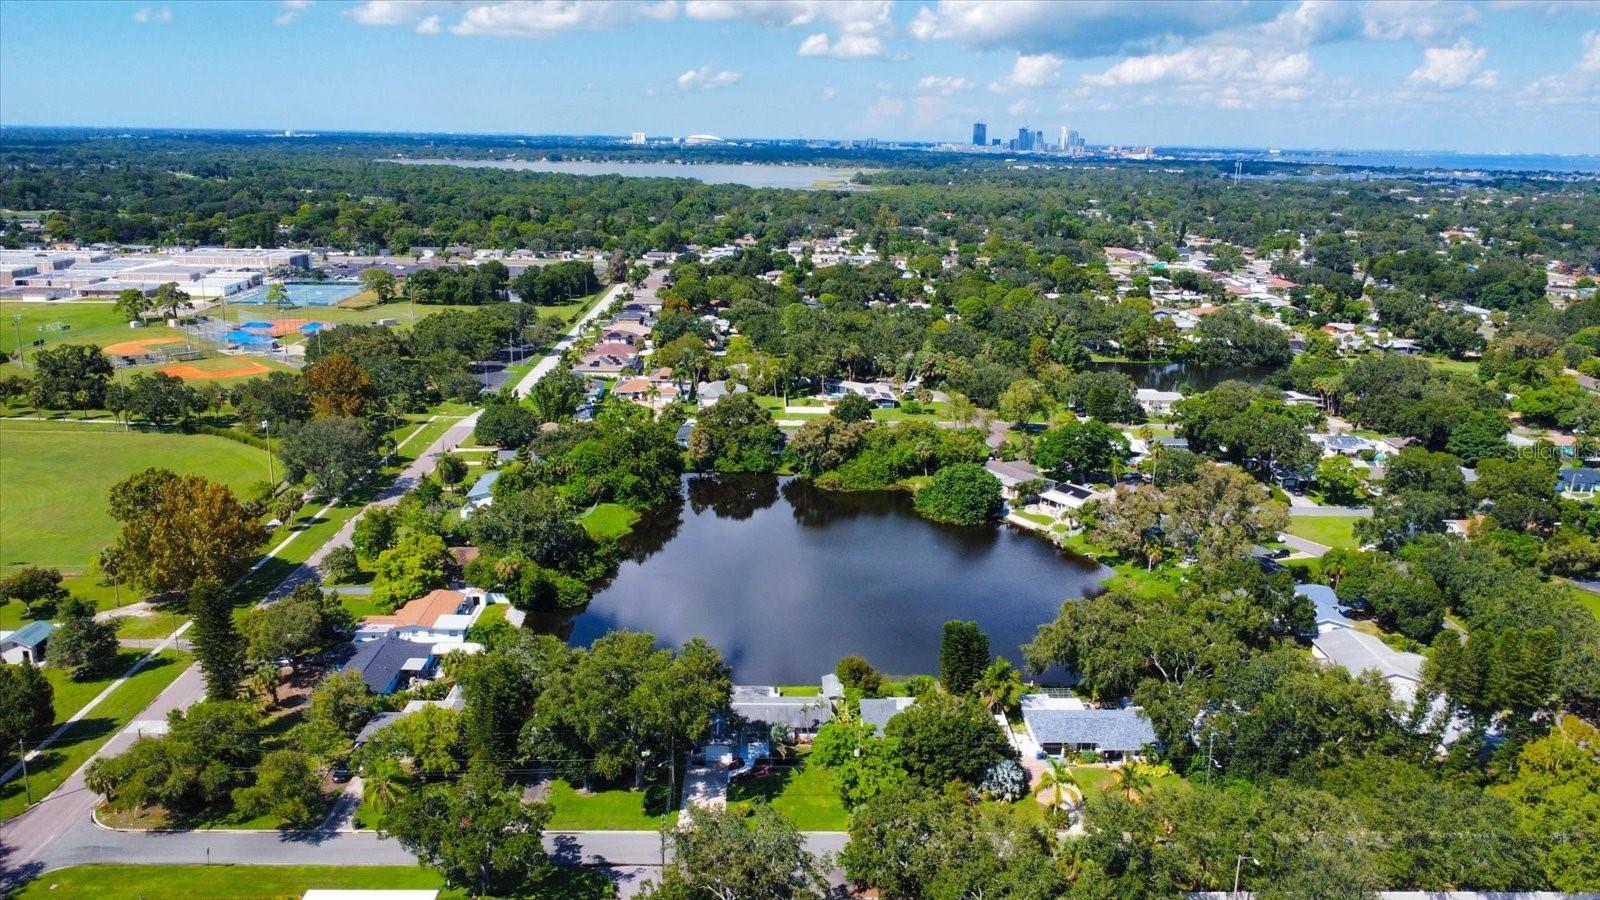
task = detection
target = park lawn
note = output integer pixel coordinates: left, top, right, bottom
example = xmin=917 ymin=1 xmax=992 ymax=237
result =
xmin=0 ymin=300 xmax=193 ymax=359
xmin=725 ymin=751 xmax=849 ymax=831
xmin=1284 ymin=515 xmax=1361 ymax=551
xmin=0 ymin=420 xmax=272 ymax=570
xmin=111 ymin=353 xmax=298 ymax=388
xmin=42 ymin=650 xmax=151 ymax=723
xmin=12 ymin=864 xmax=614 ymax=900
xmin=1421 ymin=355 xmax=1480 ymax=376
xmin=545 ymin=778 xmax=678 ymax=830
xmin=392 ymin=415 xmax=465 ymax=463
xmin=0 ymin=649 xmax=191 ymax=821
xmin=114 ymin=611 xmax=184 ymax=640
xmin=579 ymin=503 xmax=640 ymax=540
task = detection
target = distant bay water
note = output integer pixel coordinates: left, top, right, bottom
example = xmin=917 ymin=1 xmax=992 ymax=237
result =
xmin=1226 ymin=148 xmax=1600 ymax=175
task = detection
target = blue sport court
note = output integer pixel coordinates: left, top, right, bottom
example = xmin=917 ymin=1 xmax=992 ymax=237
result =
xmin=227 ymin=282 xmax=361 ymax=306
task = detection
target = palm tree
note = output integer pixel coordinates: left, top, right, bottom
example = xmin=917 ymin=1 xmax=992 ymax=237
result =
xmin=248 ymin=661 xmax=282 ymax=708
xmin=976 ymin=658 xmax=1025 ymax=717
xmin=1311 ymin=372 xmax=1344 ymax=415
xmin=362 ymin=757 xmax=411 ymax=823
xmin=1034 ymin=757 xmax=1083 ymax=811
xmin=1107 ymin=761 xmax=1155 ymax=803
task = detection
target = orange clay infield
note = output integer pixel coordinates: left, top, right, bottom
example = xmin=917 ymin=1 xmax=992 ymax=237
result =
xmin=158 ymin=360 xmax=275 ymax=380
xmin=101 ymin=337 xmax=187 ymax=356
xmin=263 ymin=318 xmax=328 ymax=336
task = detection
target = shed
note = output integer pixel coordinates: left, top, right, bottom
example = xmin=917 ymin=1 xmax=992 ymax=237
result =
xmin=0 ymin=621 xmax=54 ymax=665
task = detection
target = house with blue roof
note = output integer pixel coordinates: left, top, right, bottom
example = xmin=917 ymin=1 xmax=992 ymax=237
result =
xmin=460 ymin=469 xmax=501 ymax=519
xmin=1020 ymin=695 xmax=1157 ymax=761
xmin=1297 ymin=583 xmax=1353 ymax=634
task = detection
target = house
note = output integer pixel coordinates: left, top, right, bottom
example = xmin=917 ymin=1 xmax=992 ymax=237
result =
xmin=460 ymin=470 xmax=500 ymax=519
xmin=1037 ymin=484 xmax=1109 ymax=523
xmin=356 ymin=589 xmax=487 ymax=643
xmin=1281 ymin=390 xmax=1324 ymax=408
xmin=1312 ymin=625 xmax=1425 ymax=704
xmin=1556 ymin=467 xmax=1600 ymax=496
xmin=696 ymin=379 xmax=747 ymax=408
xmin=612 ymin=376 xmax=680 ymax=409
xmin=985 ymin=459 xmax=1051 ymax=500
xmin=859 ymin=697 xmax=915 ymax=735
xmin=340 ymin=635 xmax=441 ymax=695
xmin=0 ymin=621 xmax=54 ymax=665
xmin=1317 ymin=434 xmax=1374 ymax=457
xmin=601 ymin=321 xmax=652 ymax=345
xmin=820 ymin=673 xmax=844 ymax=700
xmin=729 ymin=686 xmax=833 ymax=737
xmin=1135 ymin=389 xmax=1185 ymax=416
xmin=1020 ymin=695 xmax=1157 ymax=761
xmin=1297 ymin=583 xmax=1353 ymax=634
xmin=1152 ymin=437 xmax=1190 ymax=452
xmin=835 ymin=380 xmax=899 ymax=408
xmin=353 ymin=686 xmax=467 ymax=747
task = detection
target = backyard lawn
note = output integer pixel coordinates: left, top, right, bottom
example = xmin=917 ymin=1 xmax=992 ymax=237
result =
xmin=1284 ymin=515 xmax=1362 ymax=551
xmin=724 ymin=751 xmax=849 ymax=830
xmin=1574 ymin=585 xmax=1600 ymax=622
xmin=0 ymin=650 xmax=191 ymax=821
xmin=0 ymin=420 xmax=272 ymax=570
xmin=11 ymin=865 xmax=614 ymax=900
xmin=579 ymin=503 xmax=640 ymax=540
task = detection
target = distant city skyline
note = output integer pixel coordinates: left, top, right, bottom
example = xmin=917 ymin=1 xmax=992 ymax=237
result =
xmin=1 ymin=1 xmax=1598 ymax=154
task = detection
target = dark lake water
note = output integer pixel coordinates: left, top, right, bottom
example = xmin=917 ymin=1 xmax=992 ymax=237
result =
xmin=1086 ymin=361 xmax=1279 ymax=393
xmin=534 ymin=476 xmax=1107 ymax=683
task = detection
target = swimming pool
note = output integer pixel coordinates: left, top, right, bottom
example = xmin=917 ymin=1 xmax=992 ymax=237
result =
xmin=228 ymin=282 xmax=361 ymax=306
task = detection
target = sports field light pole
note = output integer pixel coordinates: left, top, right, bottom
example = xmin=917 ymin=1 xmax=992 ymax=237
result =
xmin=262 ymin=420 xmax=275 ymax=485
xmin=1233 ymin=855 xmax=1259 ymax=898
xmin=10 ymin=315 xmax=22 ymax=369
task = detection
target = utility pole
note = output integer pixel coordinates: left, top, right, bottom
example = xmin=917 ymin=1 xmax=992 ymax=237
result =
xmin=263 ymin=420 xmax=275 ymax=485
xmin=18 ymin=739 xmax=31 ymax=804
xmin=11 ymin=315 xmax=22 ymax=369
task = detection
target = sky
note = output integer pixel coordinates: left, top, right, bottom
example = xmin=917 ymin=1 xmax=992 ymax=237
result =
xmin=1 ymin=0 xmax=1598 ymax=153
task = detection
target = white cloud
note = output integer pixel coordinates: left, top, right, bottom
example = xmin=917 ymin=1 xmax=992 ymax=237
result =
xmin=1581 ymin=28 xmax=1600 ymax=72
xmin=797 ymin=32 xmax=885 ymax=58
xmin=1006 ymin=97 xmax=1036 ymax=115
xmin=451 ymin=1 xmax=676 ymax=37
xmin=1362 ymin=0 xmax=1480 ymax=44
xmin=347 ymin=0 xmax=426 ymax=26
xmin=275 ymin=0 xmax=312 ymax=26
xmin=1083 ymin=46 xmax=1312 ymax=87
xmin=1407 ymin=39 xmax=1498 ymax=89
xmin=416 ymin=14 xmax=441 ymax=34
xmin=132 ymin=5 xmax=173 ymax=24
xmin=684 ymin=1 xmax=891 ymax=34
xmin=908 ymin=0 xmax=1284 ymax=57
xmin=916 ymin=75 xmax=974 ymax=95
xmin=988 ymin=52 xmax=1063 ymax=91
xmin=821 ymin=86 xmax=838 ymax=100
xmin=677 ymin=65 xmax=744 ymax=91
xmin=1519 ymin=29 xmax=1600 ymax=105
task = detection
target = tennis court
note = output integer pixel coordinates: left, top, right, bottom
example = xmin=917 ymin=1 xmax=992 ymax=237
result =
xmin=227 ymin=282 xmax=361 ymax=306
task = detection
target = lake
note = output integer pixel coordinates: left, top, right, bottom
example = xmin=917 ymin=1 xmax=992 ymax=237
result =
xmin=391 ymin=158 xmax=872 ymax=190
xmin=1087 ymin=360 xmax=1280 ymax=393
xmin=532 ymin=476 xmax=1107 ymax=683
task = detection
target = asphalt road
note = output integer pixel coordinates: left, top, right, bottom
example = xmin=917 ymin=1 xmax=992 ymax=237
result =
xmin=0 ymin=276 xmax=635 ymax=891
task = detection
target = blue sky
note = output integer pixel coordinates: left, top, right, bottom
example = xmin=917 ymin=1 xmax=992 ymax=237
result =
xmin=1 ymin=0 xmax=1597 ymax=153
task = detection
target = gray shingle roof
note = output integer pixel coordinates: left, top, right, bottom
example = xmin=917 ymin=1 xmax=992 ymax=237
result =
xmin=731 ymin=695 xmax=833 ymax=731
xmin=1297 ymin=583 xmax=1352 ymax=630
xmin=1022 ymin=707 xmax=1156 ymax=752
xmin=859 ymin=697 xmax=914 ymax=734
xmin=342 ymin=638 xmax=436 ymax=695
xmin=1313 ymin=627 xmax=1423 ymax=684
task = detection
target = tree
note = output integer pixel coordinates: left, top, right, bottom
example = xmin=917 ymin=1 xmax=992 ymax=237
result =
xmin=940 ymin=620 xmax=990 ymax=695
xmin=1491 ymin=715 xmax=1600 ymax=891
xmin=465 ymin=487 xmax=593 ymax=570
xmin=0 ymin=566 xmax=68 ymax=618
xmin=370 ymin=532 xmax=451 ymax=611
xmin=380 ymin=770 xmax=552 ymax=897
xmin=1033 ymin=419 xmax=1129 ymax=481
xmin=247 ymin=660 xmax=283 ymax=707
xmin=436 ymin=451 xmax=467 ymax=486
xmin=151 ymin=282 xmax=190 ymax=318
xmin=86 ymin=700 xmax=263 ymax=815
xmin=352 ymin=505 xmax=400 ymax=559
xmin=114 ymin=287 xmax=151 ymax=321
xmin=1092 ymin=484 xmax=1169 ymax=569
xmin=1315 ymin=455 xmax=1366 ymax=505
xmin=304 ymin=352 xmax=373 ymax=418
xmin=997 ymin=378 xmax=1052 ymax=425
xmin=109 ymin=469 xmax=267 ymax=593
xmin=233 ymin=371 xmax=311 ymax=426
xmin=50 ymin=597 xmax=119 ymax=681
xmin=688 ymin=394 xmax=784 ymax=473
xmin=322 ymin=545 xmax=360 ymax=583
xmin=833 ymin=392 xmax=873 ymax=423
xmin=189 ymin=577 xmax=245 ymax=701
xmin=1034 ymin=756 xmax=1083 ymax=810
xmin=29 ymin=344 xmax=113 ymax=410
xmin=526 ymin=369 xmax=585 ymax=423
xmin=123 ymin=371 xmax=202 ymax=425
xmin=1166 ymin=463 xmax=1288 ymax=566
xmin=787 ymin=415 xmax=872 ymax=476
xmin=0 ymin=662 xmax=54 ymax=761
xmin=279 ymin=416 xmax=380 ymax=499
xmin=975 ymin=657 xmax=1025 ymax=716
xmin=360 ymin=267 xmax=397 ymax=303
xmin=914 ymin=463 xmax=1001 ymax=525
xmin=231 ymin=749 xmax=325 ymax=826
xmin=834 ymin=655 xmax=882 ymax=696
xmin=473 ymin=396 xmax=538 ymax=447
xmin=310 ymin=669 xmax=375 ymax=738
xmin=811 ymin=717 xmax=909 ymax=808
xmin=242 ymin=581 xmax=344 ymax=663
xmin=884 ymin=691 xmax=1013 ymax=788
xmin=644 ymin=804 xmax=830 ymax=900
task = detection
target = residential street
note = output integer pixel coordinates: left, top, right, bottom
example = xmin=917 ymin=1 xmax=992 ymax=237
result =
xmin=0 ymin=279 xmax=628 ymax=892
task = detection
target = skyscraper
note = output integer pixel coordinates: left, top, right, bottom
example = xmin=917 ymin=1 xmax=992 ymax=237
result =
xmin=972 ymin=122 xmax=986 ymax=146
xmin=1017 ymin=127 xmax=1031 ymax=150
xmin=1059 ymin=126 xmax=1069 ymax=151
xmin=1034 ymin=130 xmax=1045 ymax=151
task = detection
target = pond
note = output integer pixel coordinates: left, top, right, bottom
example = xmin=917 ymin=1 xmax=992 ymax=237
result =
xmin=1086 ymin=360 xmax=1281 ymax=393
xmin=528 ymin=476 xmax=1107 ymax=683
xmin=391 ymin=158 xmax=872 ymax=191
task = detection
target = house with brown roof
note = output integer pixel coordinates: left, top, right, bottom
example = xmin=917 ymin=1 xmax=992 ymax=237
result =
xmin=356 ymin=588 xmax=488 ymax=644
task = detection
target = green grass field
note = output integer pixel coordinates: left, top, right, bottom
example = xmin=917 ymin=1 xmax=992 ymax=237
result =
xmin=0 ymin=301 xmax=193 ymax=359
xmin=578 ymin=503 xmax=639 ymax=541
xmin=1284 ymin=515 xmax=1362 ymax=550
xmin=1 ymin=649 xmax=191 ymax=821
xmin=1571 ymin=584 xmax=1600 ymax=622
xmin=544 ymin=778 xmax=678 ymax=830
xmin=11 ymin=865 xmax=615 ymax=900
xmin=725 ymin=751 xmax=849 ymax=830
xmin=0 ymin=420 xmax=272 ymax=570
